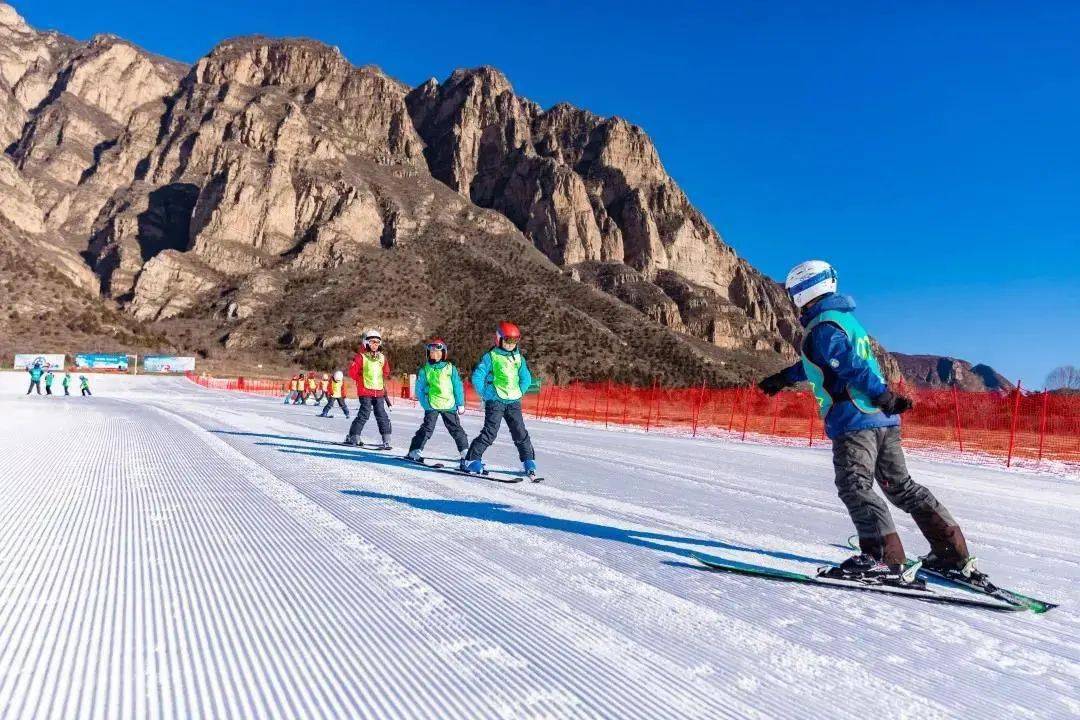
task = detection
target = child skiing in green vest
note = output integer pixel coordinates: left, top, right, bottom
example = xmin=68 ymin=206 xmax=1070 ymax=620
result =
xmin=344 ymin=329 xmax=393 ymax=449
xmin=405 ymin=339 xmax=470 ymax=469
xmin=79 ymin=375 xmax=92 ymax=397
xmin=44 ymin=370 xmax=55 ymax=395
xmin=62 ymin=372 xmax=72 ymax=395
xmin=464 ymin=322 xmax=537 ymax=478
xmin=757 ymin=260 xmax=975 ymax=590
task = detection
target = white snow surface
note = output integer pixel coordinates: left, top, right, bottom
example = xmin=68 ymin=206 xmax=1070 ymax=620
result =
xmin=0 ymin=373 xmax=1077 ymax=719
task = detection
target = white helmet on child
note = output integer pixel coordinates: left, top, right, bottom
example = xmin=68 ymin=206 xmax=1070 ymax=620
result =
xmin=785 ymin=260 xmax=838 ymax=309
xmin=333 ymin=370 xmax=343 ymax=381
xmin=362 ymin=328 xmax=382 ymax=341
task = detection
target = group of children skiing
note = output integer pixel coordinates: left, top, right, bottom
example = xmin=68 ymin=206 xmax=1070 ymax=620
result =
xmin=24 ymin=364 xmax=91 ymax=396
xmin=276 ymin=259 xmax=988 ymax=593
xmin=286 ymin=323 xmax=536 ymax=478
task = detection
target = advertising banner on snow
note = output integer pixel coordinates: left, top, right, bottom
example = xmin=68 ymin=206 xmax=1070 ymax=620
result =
xmin=74 ymin=353 xmax=129 ymax=371
xmin=13 ymin=353 xmax=66 ymax=371
xmin=142 ymin=355 xmax=196 ymax=373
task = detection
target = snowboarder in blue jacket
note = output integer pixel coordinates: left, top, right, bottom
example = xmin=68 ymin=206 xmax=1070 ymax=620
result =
xmin=405 ymin=339 xmax=470 ymax=468
xmin=463 ymin=322 xmax=537 ymax=477
xmin=757 ymin=261 xmax=974 ymax=587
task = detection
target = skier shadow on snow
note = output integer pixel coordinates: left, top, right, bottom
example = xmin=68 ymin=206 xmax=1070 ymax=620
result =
xmin=342 ymin=490 xmax=835 ymax=568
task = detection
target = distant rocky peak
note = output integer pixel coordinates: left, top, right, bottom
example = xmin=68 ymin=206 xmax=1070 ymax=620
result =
xmin=194 ymin=37 xmax=349 ymax=89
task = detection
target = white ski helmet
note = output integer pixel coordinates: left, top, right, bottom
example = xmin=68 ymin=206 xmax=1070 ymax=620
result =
xmin=362 ymin=328 xmax=382 ymax=346
xmin=785 ymin=260 xmax=838 ymax=309
xmin=333 ymin=370 xmax=343 ymax=381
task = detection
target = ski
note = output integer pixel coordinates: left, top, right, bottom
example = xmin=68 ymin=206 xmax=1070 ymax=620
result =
xmin=693 ymin=554 xmax=1022 ymax=612
xmin=844 ymin=536 xmax=1057 ymax=613
xmin=399 ymin=456 xmax=524 ymax=483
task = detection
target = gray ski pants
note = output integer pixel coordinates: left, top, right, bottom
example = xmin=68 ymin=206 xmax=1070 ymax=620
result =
xmin=466 ymin=401 xmax=535 ymax=462
xmin=833 ymin=426 xmax=968 ymax=566
xmin=409 ymin=410 xmax=469 ymax=454
xmin=347 ymin=396 xmax=391 ymax=441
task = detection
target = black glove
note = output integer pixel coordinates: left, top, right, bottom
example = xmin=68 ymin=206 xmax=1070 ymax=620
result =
xmin=757 ymin=371 xmax=790 ymax=397
xmin=873 ymin=390 xmax=913 ymax=415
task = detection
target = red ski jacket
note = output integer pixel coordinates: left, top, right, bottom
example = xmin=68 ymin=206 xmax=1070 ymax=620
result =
xmin=348 ymin=351 xmax=391 ymax=398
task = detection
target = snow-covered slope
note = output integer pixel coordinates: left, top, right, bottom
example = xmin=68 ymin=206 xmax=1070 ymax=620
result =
xmin=0 ymin=374 xmax=1076 ymax=719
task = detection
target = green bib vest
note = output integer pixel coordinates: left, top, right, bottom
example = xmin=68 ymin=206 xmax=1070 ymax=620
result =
xmin=423 ymin=363 xmax=455 ymax=411
xmin=362 ymin=353 xmax=385 ymax=391
xmin=330 ymin=380 xmax=343 ymax=398
xmin=490 ymin=352 xmax=523 ymax=401
xmin=801 ymin=310 xmax=884 ymax=419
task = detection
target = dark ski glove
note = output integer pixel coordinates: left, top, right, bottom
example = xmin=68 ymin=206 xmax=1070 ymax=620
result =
xmin=757 ymin=371 xmax=790 ymax=397
xmin=873 ymin=390 xmax=914 ymax=415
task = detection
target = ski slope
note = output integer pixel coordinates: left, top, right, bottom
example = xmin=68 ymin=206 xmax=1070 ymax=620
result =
xmin=0 ymin=373 xmax=1077 ymax=719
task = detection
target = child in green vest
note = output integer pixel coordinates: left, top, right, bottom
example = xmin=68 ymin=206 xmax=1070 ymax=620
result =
xmin=44 ymin=370 xmax=55 ymax=395
xmin=318 ymin=370 xmax=350 ymax=418
xmin=758 ymin=260 xmax=975 ymax=589
xmin=463 ymin=322 xmax=536 ymax=478
xmin=405 ymin=339 xmax=470 ymax=469
xmin=344 ymin=329 xmax=393 ymax=449
xmin=62 ymin=372 xmax=72 ymax=395
xmin=79 ymin=375 xmax=92 ymax=396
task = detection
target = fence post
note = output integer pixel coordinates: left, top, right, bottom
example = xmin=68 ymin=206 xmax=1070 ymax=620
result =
xmin=769 ymin=394 xmax=779 ymax=435
xmin=1006 ymin=379 xmax=1022 ymax=468
xmin=807 ymin=392 xmax=816 ymax=447
xmin=1037 ymin=390 xmax=1049 ymax=464
xmin=643 ymin=379 xmax=652 ymax=431
xmin=604 ymin=380 xmax=612 ymax=429
xmin=692 ymin=379 xmax=706 ymax=437
xmin=622 ymin=384 xmax=631 ymax=426
xmin=727 ymin=388 xmax=740 ymax=432
xmin=740 ymin=386 xmax=753 ymax=441
xmin=951 ymin=385 xmax=964 ymax=453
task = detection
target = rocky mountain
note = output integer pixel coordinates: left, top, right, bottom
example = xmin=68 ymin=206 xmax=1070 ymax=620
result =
xmin=2 ymin=3 xmax=892 ymax=387
xmin=891 ymin=353 xmax=1014 ymax=392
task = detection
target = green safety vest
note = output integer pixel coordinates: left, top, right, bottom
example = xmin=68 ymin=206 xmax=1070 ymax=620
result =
xmin=362 ymin=353 xmax=385 ymax=391
xmin=490 ymin=351 xmax=523 ymax=401
xmin=330 ymin=379 xmax=343 ymax=398
xmin=423 ymin=363 xmax=455 ymax=411
xmin=800 ymin=310 xmax=885 ymax=419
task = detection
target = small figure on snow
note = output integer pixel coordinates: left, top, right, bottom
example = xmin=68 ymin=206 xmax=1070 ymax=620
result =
xmin=316 ymin=373 xmax=330 ymax=405
xmin=62 ymin=372 xmax=72 ymax=396
xmin=318 ymin=370 xmax=350 ymax=418
xmin=79 ymin=375 xmax=92 ymax=397
xmin=757 ymin=260 xmax=975 ymax=587
xmin=405 ymin=338 xmax=470 ymax=469
xmin=344 ymin=329 xmax=392 ymax=449
xmin=44 ymin=369 xmax=55 ymax=395
xmin=305 ymin=372 xmax=319 ymax=405
xmin=26 ymin=361 xmax=44 ymax=395
xmin=463 ymin=322 xmax=537 ymax=478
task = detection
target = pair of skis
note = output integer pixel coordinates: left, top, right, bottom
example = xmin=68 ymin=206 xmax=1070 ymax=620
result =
xmin=694 ymin=539 xmax=1057 ymax=613
xmin=403 ymin=456 xmax=544 ymax=484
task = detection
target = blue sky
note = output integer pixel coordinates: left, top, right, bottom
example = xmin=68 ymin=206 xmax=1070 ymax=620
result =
xmin=17 ymin=0 xmax=1079 ymax=386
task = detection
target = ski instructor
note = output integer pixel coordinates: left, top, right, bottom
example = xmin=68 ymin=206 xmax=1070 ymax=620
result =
xmin=756 ymin=260 xmax=977 ymax=587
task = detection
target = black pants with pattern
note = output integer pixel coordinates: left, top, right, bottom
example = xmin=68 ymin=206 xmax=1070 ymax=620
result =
xmin=466 ymin=401 xmax=534 ymax=462
xmin=409 ymin=410 xmax=469 ymax=454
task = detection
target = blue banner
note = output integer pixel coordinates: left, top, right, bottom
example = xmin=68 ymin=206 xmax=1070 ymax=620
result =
xmin=74 ymin=353 xmax=129 ymax=371
xmin=143 ymin=355 xmax=196 ymax=373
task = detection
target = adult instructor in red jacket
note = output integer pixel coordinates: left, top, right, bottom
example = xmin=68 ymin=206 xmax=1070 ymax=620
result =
xmin=343 ymin=328 xmax=393 ymax=449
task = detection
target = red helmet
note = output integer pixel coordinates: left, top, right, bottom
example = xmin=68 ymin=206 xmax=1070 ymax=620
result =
xmin=495 ymin=321 xmax=521 ymax=347
xmin=426 ymin=337 xmax=448 ymax=352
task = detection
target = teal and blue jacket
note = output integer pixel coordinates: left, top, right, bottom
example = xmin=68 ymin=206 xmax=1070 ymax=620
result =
xmin=781 ymin=293 xmax=898 ymax=439
xmin=28 ymin=366 xmax=44 ymax=382
xmin=472 ymin=347 xmax=532 ymax=404
xmin=415 ymin=361 xmax=465 ymax=412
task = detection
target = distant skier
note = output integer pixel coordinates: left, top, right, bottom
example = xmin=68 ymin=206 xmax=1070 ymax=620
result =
xmin=304 ymin=372 xmax=318 ymax=404
xmin=463 ymin=322 xmax=537 ymax=478
xmin=26 ymin=362 xmax=44 ymax=395
xmin=62 ymin=372 xmax=72 ymax=396
xmin=79 ymin=375 xmax=92 ymax=397
xmin=344 ymin=329 xmax=392 ymax=449
xmin=44 ymin=370 xmax=55 ymax=395
xmin=318 ymin=371 xmax=350 ymax=418
xmin=405 ymin=339 xmax=470 ymax=470
xmin=316 ymin=373 xmax=330 ymax=405
xmin=291 ymin=374 xmax=305 ymax=404
xmin=757 ymin=260 xmax=974 ymax=587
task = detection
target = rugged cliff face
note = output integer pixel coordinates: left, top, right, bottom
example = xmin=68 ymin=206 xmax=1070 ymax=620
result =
xmin=891 ymin=353 xmax=1014 ymax=392
xmin=1 ymin=3 xmax=862 ymax=385
xmin=406 ymin=67 xmax=800 ymax=357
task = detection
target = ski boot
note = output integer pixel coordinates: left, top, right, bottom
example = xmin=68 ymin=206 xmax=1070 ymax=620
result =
xmin=377 ymin=435 xmax=392 ymax=451
xmin=920 ymin=553 xmax=994 ymax=591
xmin=342 ymin=435 xmax=361 ymax=447
xmin=404 ymin=449 xmax=424 ymax=464
xmin=463 ymin=459 xmax=485 ymax=475
xmin=820 ymin=553 xmax=924 ymax=588
xmin=523 ymin=459 xmax=537 ymax=479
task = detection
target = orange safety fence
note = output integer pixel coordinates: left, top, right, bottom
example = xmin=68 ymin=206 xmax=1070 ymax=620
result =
xmin=186 ymin=372 xmax=1080 ymax=468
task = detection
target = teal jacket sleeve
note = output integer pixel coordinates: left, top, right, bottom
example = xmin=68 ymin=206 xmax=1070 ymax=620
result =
xmin=519 ymin=355 xmax=533 ymax=394
xmin=452 ymin=365 xmax=465 ymax=407
xmin=471 ymin=352 xmax=493 ymax=402
xmin=415 ymin=366 xmax=430 ymax=411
